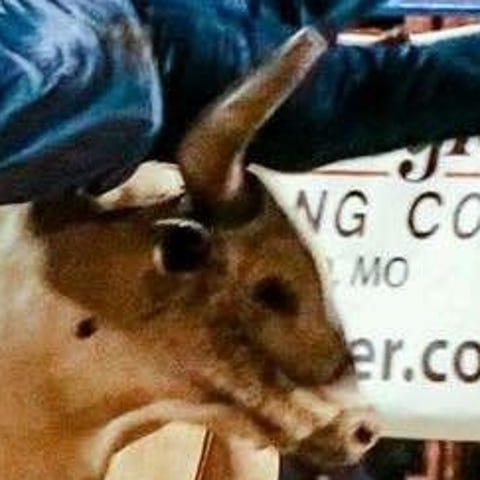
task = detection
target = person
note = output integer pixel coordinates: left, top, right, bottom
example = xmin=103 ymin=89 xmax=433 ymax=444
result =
xmin=0 ymin=0 xmax=478 ymax=204
xmin=0 ymin=0 xmax=479 ymax=203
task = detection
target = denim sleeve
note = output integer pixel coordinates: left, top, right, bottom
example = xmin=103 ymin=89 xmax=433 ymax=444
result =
xmin=0 ymin=0 xmax=161 ymax=203
xmin=148 ymin=0 xmax=480 ymax=171
xmin=252 ymin=32 xmax=480 ymax=169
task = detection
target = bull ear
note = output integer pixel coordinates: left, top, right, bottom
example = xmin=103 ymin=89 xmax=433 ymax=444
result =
xmin=178 ymin=27 xmax=327 ymax=211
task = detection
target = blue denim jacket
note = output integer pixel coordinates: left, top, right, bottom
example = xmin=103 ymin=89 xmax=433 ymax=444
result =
xmin=0 ymin=0 xmax=161 ymax=202
xmin=0 ymin=0 xmax=479 ymax=202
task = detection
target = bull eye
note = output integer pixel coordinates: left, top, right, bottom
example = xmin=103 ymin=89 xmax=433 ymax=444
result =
xmin=251 ymin=277 xmax=299 ymax=316
xmin=153 ymin=219 xmax=211 ymax=272
xmin=75 ymin=317 xmax=98 ymax=339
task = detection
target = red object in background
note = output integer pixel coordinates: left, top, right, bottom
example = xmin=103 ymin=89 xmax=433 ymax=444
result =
xmin=405 ymin=15 xmax=480 ymax=32
xmin=406 ymin=442 xmax=458 ymax=480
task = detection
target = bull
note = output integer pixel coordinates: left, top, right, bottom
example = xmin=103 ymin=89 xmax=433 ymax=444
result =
xmin=0 ymin=28 xmax=379 ymax=479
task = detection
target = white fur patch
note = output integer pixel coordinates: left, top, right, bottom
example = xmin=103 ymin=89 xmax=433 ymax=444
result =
xmin=94 ymin=162 xmax=184 ymax=211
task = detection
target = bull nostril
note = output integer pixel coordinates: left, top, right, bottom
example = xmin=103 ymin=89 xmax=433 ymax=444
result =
xmin=75 ymin=317 xmax=98 ymax=339
xmin=353 ymin=424 xmax=374 ymax=446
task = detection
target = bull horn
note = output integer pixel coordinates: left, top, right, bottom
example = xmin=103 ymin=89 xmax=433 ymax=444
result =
xmin=178 ymin=27 xmax=327 ymax=209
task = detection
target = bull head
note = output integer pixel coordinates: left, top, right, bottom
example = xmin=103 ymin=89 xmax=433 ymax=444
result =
xmin=0 ymin=28 xmax=379 ymax=480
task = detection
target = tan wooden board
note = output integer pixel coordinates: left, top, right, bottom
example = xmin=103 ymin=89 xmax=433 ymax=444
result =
xmin=105 ymin=422 xmax=279 ymax=480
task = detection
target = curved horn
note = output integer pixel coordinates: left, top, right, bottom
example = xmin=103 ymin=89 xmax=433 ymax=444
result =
xmin=178 ymin=27 xmax=327 ymax=207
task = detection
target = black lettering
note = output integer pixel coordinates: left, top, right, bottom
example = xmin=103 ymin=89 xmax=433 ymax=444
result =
xmin=422 ymin=340 xmax=448 ymax=382
xmin=382 ymin=339 xmax=404 ymax=380
xmin=408 ymin=192 xmax=443 ymax=239
xmin=454 ymin=341 xmax=480 ymax=383
xmin=399 ymin=144 xmax=440 ymax=183
xmin=296 ymin=189 xmax=327 ymax=233
xmin=448 ymin=137 xmax=468 ymax=156
xmin=335 ymin=190 xmax=368 ymax=237
xmin=351 ymin=256 xmax=381 ymax=287
xmin=350 ymin=338 xmax=375 ymax=381
xmin=453 ymin=193 xmax=480 ymax=239
xmin=384 ymin=257 xmax=409 ymax=288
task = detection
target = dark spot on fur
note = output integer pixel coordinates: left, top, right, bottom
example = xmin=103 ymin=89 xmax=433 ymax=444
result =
xmin=252 ymin=277 xmax=299 ymax=316
xmin=75 ymin=317 xmax=98 ymax=339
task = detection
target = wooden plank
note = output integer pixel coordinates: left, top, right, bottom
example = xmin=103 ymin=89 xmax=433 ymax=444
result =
xmin=104 ymin=423 xmax=279 ymax=480
xmin=105 ymin=423 xmax=209 ymax=480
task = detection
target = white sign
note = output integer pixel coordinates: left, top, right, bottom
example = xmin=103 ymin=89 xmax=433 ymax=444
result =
xmin=252 ymin=137 xmax=480 ymax=441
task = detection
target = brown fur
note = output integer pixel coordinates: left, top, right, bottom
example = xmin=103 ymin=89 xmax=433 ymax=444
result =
xmin=0 ymin=176 xmax=376 ymax=479
xmin=0 ymin=28 xmax=378 ymax=479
